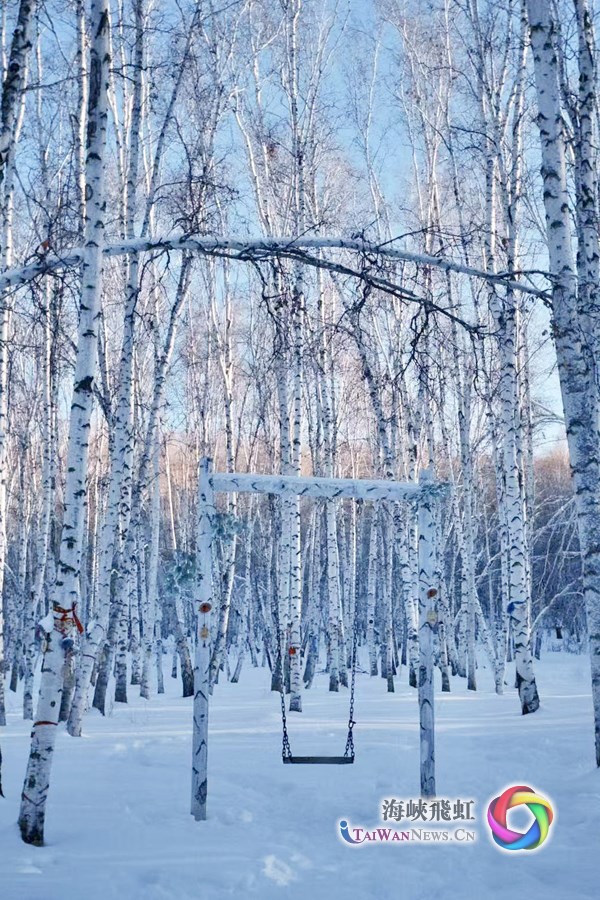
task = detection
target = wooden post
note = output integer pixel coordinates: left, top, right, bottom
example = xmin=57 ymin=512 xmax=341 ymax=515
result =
xmin=417 ymin=468 xmax=436 ymax=797
xmin=191 ymin=457 xmax=214 ymax=821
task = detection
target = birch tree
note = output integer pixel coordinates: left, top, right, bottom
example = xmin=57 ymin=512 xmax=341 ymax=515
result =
xmin=526 ymin=0 xmax=600 ymax=761
xmin=0 ymin=0 xmax=37 ymax=728
xmin=18 ymin=0 xmax=110 ymax=844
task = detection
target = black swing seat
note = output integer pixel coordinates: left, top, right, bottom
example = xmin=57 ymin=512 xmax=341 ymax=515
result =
xmin=277 ymin=612 xmax=358 ymax=767
xmin=283 ymin=755 xmax=355 ymax=765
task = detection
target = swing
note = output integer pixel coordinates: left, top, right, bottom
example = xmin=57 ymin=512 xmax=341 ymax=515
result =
xmin=278 ymin=608 xmax=358 ymax=765
xmin=191 ymin=463 xmax=442 ymax=819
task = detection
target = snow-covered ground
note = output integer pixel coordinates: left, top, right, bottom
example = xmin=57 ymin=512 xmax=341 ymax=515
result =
xmin=1 ymin=654 xmax=598 ymax=900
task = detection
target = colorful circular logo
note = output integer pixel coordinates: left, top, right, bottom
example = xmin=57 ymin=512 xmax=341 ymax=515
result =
xmin=487 ymin=785 xmax=554 ymax=851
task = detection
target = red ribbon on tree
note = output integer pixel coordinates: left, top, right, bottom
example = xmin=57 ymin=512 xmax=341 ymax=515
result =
xmin=54 ymin=604 xmax=84 ymax=635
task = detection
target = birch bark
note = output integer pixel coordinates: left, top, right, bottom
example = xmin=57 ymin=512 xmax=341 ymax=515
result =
xmin=18 ymin=0 xmax=110 ymax=845
xmin=418 ymin=469 xmax=436 ymax=797
xmin=67 ymin=0 xmax=144 ymax=734
xmin=140 ymin=431 xmax=160 ymax=699
xmin=0 ymin=0 xmax=36 ymax=728
xmin=191 ymin=458 xmax=214 ymax=821
xmin=527 ymin=0 xmax=600 ymax=758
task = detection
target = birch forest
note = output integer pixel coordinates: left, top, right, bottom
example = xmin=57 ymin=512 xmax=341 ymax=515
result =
xmin=0 ymin=0 xmax=599 ymax=894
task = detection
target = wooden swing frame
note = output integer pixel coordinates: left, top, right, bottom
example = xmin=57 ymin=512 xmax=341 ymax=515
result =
xmin=191 ymin=459 xmax=443 ymax=820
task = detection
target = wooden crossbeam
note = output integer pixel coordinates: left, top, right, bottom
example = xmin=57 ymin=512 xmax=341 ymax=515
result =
xmin=209 ymin=471 xmax=447 ymax=502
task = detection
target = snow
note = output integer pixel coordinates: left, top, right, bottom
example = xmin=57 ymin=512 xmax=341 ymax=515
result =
xmin=1 ymin=654 xmax=598 ymax=899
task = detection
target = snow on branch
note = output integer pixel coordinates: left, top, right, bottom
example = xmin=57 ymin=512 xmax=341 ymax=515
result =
xmin=0 ymin=234 xmax=549 ymax=307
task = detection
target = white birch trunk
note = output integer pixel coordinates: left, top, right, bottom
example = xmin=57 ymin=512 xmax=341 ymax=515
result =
xmin=381 ymin=513 xmax=395 ymax=692
xmin=0 ymin=0 xmax=37 ymax=728
xmin=527 ymin=0 xmax=600 ymax=759
xmin=191 ymin=458 xmax=214 ymax=821
xmin=302 ymin=506 xmax=320 ymax=688
xmin=18 ymin=0 xmax=109 ymax=845
xmin=326 ymin=498 xmax=341 ymax=692
xmin=129 ymin=533 xmax=142 ymax=687
xmin=208 ymin=268 xmax=238 ymax=689
xmin=140 ymin=434 xmax=160 ymax=699
xmin=92 ymin=256 xmax=191 ymax=713
xmin=23 ymin=282 xmax=54 ymax=718
xmin=366 ymin=506 xmax=379 ymax=676
xmin=418 ymin=469 xmax=436 ymax=797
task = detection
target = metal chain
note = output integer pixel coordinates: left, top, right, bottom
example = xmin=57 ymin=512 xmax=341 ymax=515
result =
xmin=344 ymin=601 xmax=359 ymax=758
xmin=274 ymin=567 xmax=292 ymax=760
xmin=278 ymin=642 xmax=292 ymax=760
xmin=276 ymin=500 xmax=360 ymax=762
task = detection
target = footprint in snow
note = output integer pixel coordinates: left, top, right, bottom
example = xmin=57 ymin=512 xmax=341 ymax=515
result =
xmin=263 ymin=855 xmax=297 ymax=886
xmin=16 ymin=859 xmax=43 ymax=875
